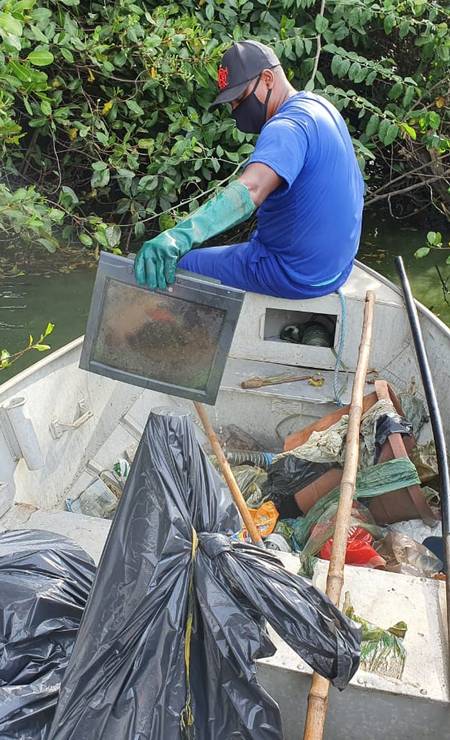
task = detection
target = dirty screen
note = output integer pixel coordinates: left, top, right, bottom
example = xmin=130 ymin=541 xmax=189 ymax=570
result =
xmin=92 ymin=280 xmax=226 ymax=390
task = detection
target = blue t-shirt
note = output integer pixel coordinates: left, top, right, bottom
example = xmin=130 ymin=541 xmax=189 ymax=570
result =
xmin=247 ymin=92 xmax=364 ymax=293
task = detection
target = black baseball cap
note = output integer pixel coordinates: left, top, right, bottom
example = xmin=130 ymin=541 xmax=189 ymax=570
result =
xmin=211 ymin=40 xmax=280 ymax=107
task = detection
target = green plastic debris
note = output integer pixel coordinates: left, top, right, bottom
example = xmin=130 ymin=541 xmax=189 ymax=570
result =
xmin=288 ymin=457 xmax=420 ymax=551
xmin=344 ymin=593 xmax=407 ymax=680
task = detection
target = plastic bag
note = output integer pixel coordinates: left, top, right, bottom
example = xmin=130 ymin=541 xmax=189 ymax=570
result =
xmin=375 ymin=531 xmax=443 ymax=576
xmin=287 ymin=458 xmax=419 ymax=552
xmin=299 ymin=500 xmax=383 ymax=574
xmin=249 ymin=500 xmax=279 ymax=537
xmin=49 ymin=409 xmax=360 ymax=740
xmin=320 ymin=527 xmax=386 ymax=569
xmin=233 ymin=464 xmax=269 ymax=508
xmin=0 ymin=529 xmax=95 ymax=740
xmin=344 ymin=595 xmax=407 ymax=680
xmin=262 ymin=456 xmax=338 ymax=518
xmin=66 ymin=477 xmax=118 ymax=519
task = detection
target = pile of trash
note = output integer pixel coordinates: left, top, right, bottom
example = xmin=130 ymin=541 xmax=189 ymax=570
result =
xmin=3 ymin=380 xmax=445 ymax=738
xmin=223 ymin=385 xmax=444 ymax=579
xmin=67 ymin=382 xmax=444 ymax=581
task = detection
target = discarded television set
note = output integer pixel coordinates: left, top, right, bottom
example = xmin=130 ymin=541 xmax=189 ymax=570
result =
xmin=79 ymin=252 xmax=245 ymax=404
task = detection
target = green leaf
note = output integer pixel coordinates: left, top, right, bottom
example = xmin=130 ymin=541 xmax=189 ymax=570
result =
xmin=331 ymin=55 xmax=342 ymax=76
xmin=403 ymin=86 xmax=415 ymax=108
xmin=378 ymin=118 xmax=390 ymax=142
xmin=384 ymin=13 xmax=395 ymax=34
xmin=427 ymin=231 xmax=438 ymax=245
xmin=27 ymin=48 xmax=54 ymax=66
xmin=44 ymin=322 xmax=55 ymax=337
xmin=138 ymin=175 xmax=158 ymax=191
xmin=384 ymin=123 xmax=399 ymax=145
xmin=40 ymin=100 xmax=52 ymax=116
xmin=34 ymin=344 xmax=51 ymax=351
xmin=23 ymin=97 xmax=33 ymax=116
xmin=399 ymin=20 xmax=410 ymax=38
xmin=304 ymin=79 xmax=315 ymax=92
xmin=49 ymin=208 xmax=64 ymax=222
xmin=389 ymin=81 xmax=403 ymax=101
xmin=92 ymin=161 xmax=108 ymax=171
xmin=295 ymin=37 xmax=304 ymax=57
xmin=428 ymin=111 xmax=440 ymax=130
xmin=105 ymin=224 xmax=121 ymax=247
xmin=400 ymin=122 xmax=416 ymax=140
xmin=414 ymin=247 xmax=430 ymax=258
xmin=315 ymin=15 xmax=329 ymax=33
xmin=348 ymin=61 xmax=361 ymax=81
xmin=205 ymin=3 xmax=214 ymax=20
xmin=126 ymin=99 xmax=145 ymax=116
xmin=36 ymin=237 xmax=57 ymax=253
xmin=79 ymin=233 xmax=93 ymax=247
xmin=354 ymin=65 xmax=368 ymax=84
xmin=59 ymin=186 xmax=79 ymax=208
xmin=0 ymin=12 xmax=23 ymax=36
xmin=338 ymin=58 xmax=351 ymax=78
xmin=91 ymin=167 xmax=110 ymax=188
xmin=60 ymin=47 xmax=74 ymax=63
xmin=366 ymin=114 xmax=380 ymax=137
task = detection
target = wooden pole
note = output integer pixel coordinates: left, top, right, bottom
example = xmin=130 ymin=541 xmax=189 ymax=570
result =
xmin=303 ymin=289 xmax=376 ymax=740
xmin=194 ymin=402 xmax=265 ymax=548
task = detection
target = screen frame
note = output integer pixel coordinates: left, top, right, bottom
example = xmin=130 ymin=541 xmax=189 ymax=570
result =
xmin=79 ymin=252 xmax=245 ymax=405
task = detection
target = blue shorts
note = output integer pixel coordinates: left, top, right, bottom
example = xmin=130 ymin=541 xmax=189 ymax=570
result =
xmin=178 ymin=242 xmax=352 ymax=299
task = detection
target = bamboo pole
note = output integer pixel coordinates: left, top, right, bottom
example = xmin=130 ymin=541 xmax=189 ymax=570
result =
xmin=194 ymin=402 xmax=265 ymax=548
xmin=303 ymin=289 xmax=376 ymax=740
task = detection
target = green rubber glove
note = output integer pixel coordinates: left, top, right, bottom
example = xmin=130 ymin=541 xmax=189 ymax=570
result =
xmin=134 ymin=180 xmax=255 ymax=290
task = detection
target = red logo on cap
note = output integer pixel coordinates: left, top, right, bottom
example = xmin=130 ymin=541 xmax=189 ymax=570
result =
xmin=217 ymin=65 xmax=229 ymax=90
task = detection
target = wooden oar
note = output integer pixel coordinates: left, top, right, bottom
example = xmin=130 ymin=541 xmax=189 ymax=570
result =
xmin=194 ymin=402 xmax=265 ymax=548
xmin=303 ymin=289 xmax=376 ymax=740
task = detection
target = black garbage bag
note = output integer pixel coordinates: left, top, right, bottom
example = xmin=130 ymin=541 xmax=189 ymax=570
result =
xmin=0 ymin=529 xmax=95 ymax=740
xmin=262 ymin=456 xmax=339 ymax=517
xmin=374 ymin=414 xmax=414 ymax=462
xmin=49 ymin=409 xmax=360 ymax=740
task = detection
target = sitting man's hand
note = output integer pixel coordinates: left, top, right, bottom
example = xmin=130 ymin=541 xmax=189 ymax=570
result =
xmin=134 ymin=232 xmax=180 ymax=290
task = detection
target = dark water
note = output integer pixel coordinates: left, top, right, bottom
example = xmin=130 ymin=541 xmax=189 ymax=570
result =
xmin=360 ymin=214 xmax=450 ymax=326
xmin=1 ymin=217 xmax=449 ymax=383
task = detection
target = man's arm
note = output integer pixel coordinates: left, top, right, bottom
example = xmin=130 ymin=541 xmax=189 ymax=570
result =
xmin=238 ymin=162 xmax=283 ymax=206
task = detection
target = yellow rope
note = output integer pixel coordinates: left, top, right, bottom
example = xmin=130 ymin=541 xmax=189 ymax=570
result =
xmin=180 ymin=529 xmax=198 ymax=738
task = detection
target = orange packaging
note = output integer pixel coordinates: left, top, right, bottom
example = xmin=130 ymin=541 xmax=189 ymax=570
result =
xmin=249 ymin=501 xmax=279 ymax=538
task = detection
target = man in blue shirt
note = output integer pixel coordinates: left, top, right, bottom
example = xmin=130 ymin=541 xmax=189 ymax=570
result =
xmin=134 ymin=40 xmax=364 ymax=298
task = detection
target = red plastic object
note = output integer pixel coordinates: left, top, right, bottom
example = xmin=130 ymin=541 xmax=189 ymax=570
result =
xmin=320 ymin=527 xmax=386 ymax=569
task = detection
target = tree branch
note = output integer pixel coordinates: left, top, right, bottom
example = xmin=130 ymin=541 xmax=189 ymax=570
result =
xmin=365 ymin=175 xmax=446 ymax=206
xmin=308 ymin=0 xmax=326 ymax=88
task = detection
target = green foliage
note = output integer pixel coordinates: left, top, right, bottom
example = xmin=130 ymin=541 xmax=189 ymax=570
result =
xmin=0 ymin=0 xmax=449 ymax=253
xmin=0 ymin=321 xmax=54 ymax=370
xmin=414 ymin=230 xmax=448 ymax=260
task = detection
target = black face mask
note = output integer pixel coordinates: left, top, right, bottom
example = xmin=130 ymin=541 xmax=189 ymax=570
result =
xmin=231 ymin=76 xmax=272 ymax=134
